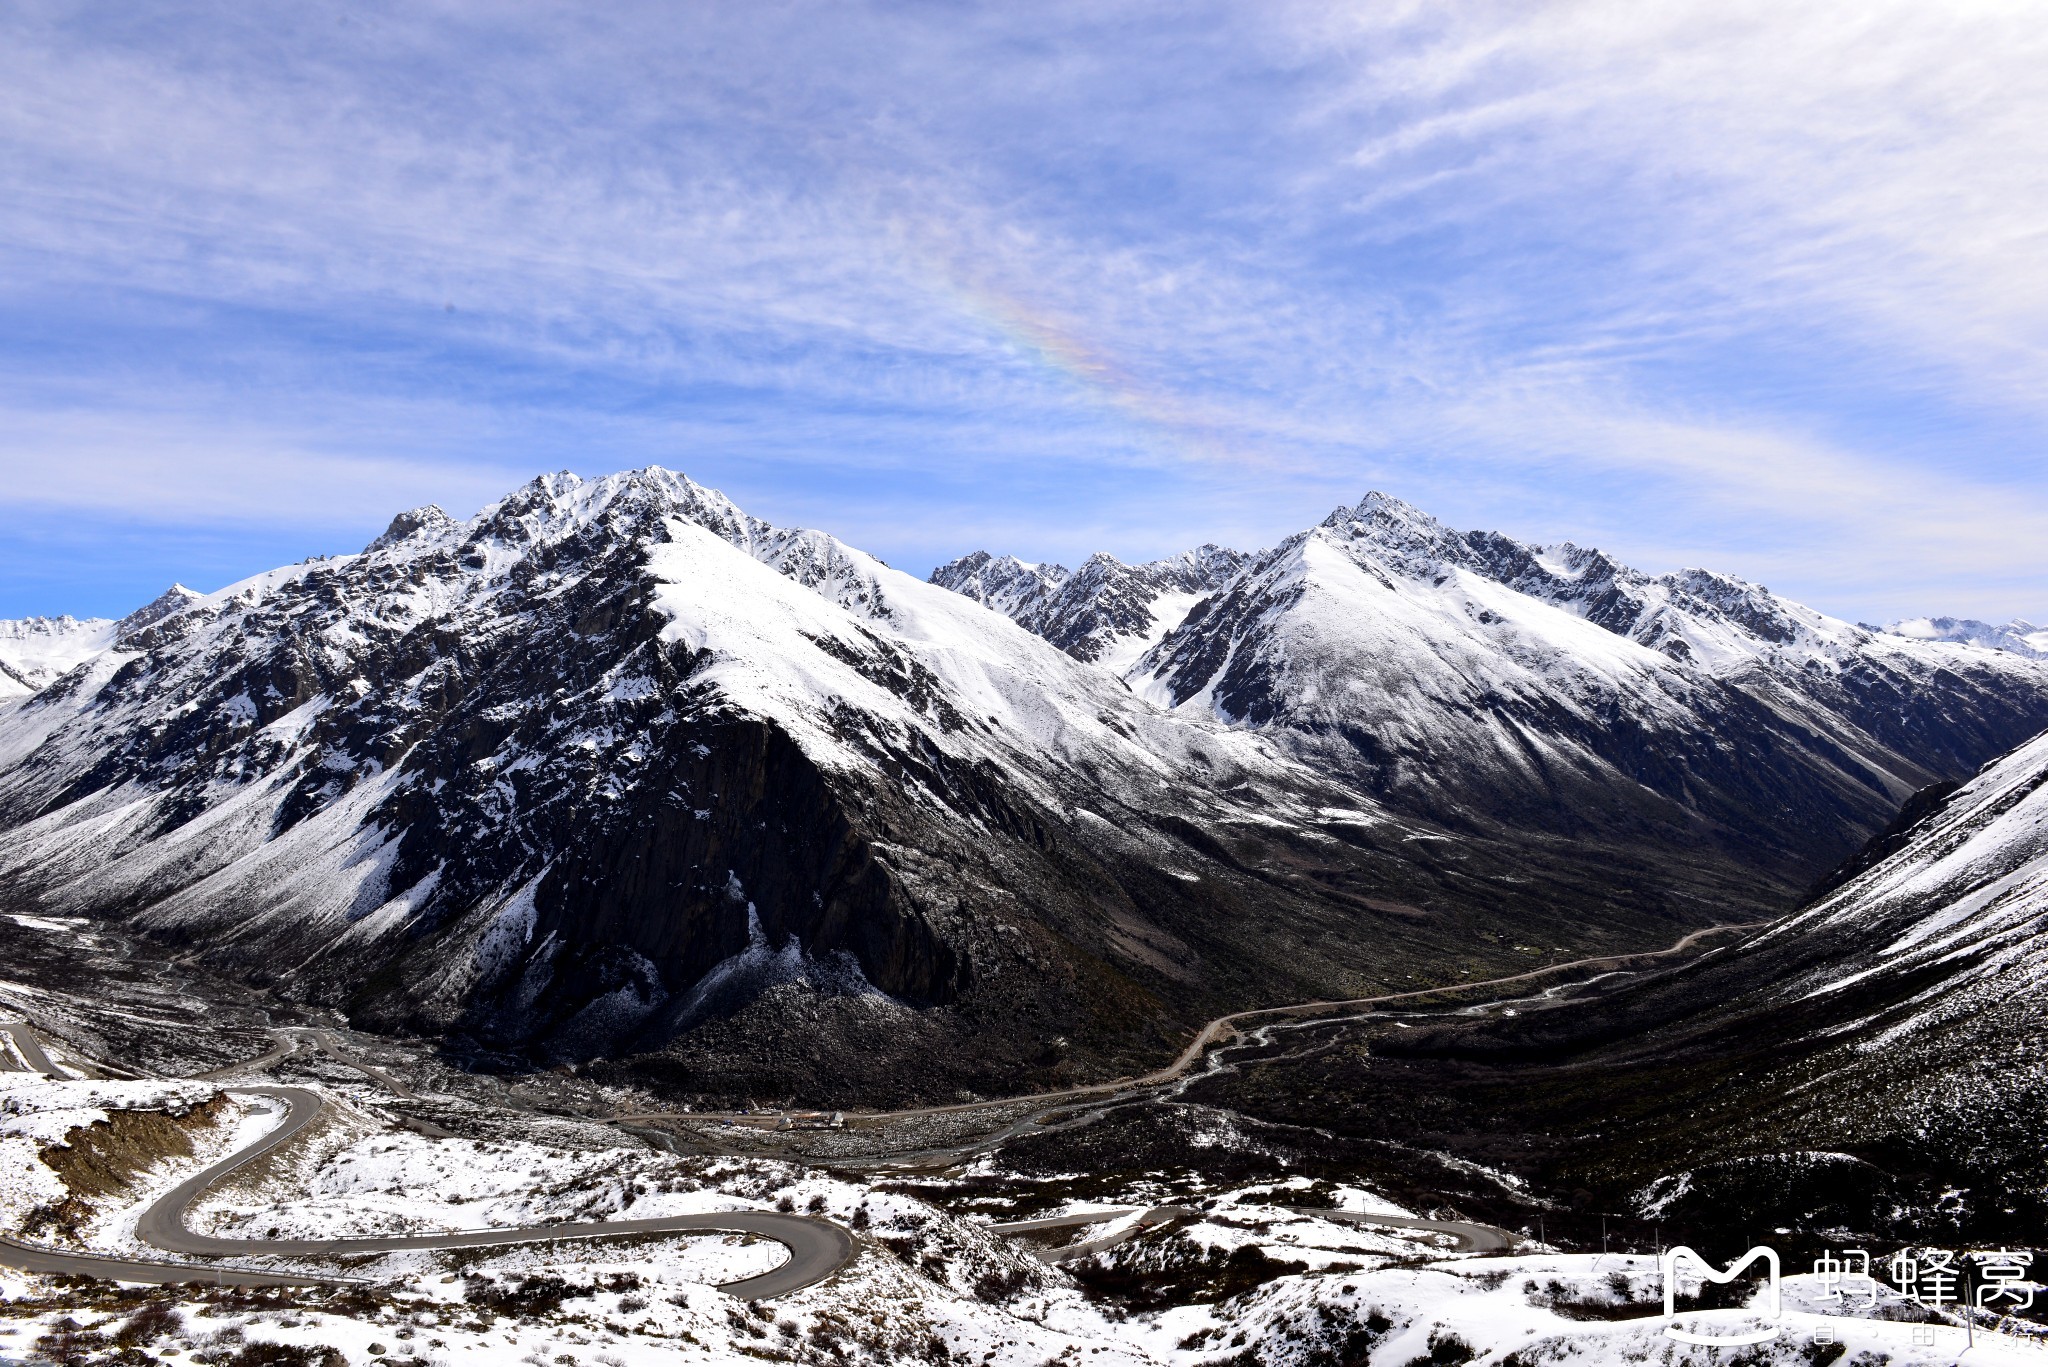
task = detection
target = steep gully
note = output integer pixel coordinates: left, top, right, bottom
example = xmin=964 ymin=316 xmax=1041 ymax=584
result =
xmin=0 ymin=922 xmax=1759 ymax=1290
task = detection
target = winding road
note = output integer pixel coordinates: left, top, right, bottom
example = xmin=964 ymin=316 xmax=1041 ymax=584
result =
xmin=627 ymin=920 xmax=1766 ymax=1133
xmin=2 ymin=1083 xmax=854 ymax=1298
xmin=1 ymin=921 xmax=1754 ymax=1296
xmin=0 ymin=1022 xmax=66 ymax=1078
xmin=1286 ymin=1207 xmax=1517 ymax=1253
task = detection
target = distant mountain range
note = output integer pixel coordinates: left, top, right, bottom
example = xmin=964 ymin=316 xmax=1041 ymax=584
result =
xmin=3 ymin=471 xmax=2046 ymax=1106
xmin=930 ymin=546 xmax=1246 ymax=672
xmin=939 ymin=493 xmax=2048 ymax=916
xmin=0 ymin=586 xmax=197 ymax=696
xmin=1880 ymin=614 xmax=2048 ymax=658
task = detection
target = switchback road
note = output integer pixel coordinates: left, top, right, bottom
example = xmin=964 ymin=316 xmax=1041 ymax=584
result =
xmin=1 ymin=1083 xmax=853 ymax=1298
xmin=137 ymin=1087 xmax=854 ymax=1299
xmin=1286 ymin=1207 xmax=1517 ymax=1253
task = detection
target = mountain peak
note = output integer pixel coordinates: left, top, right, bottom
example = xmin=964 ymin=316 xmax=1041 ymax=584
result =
xmin=929 ymin=552 xmax=1070 ymax=615
xmin=364 ymin=505 xmax=456 ymax=554
xmin=1315 ymin=491 xmax=1469 ymax=572
xmin=114 ymin=583 xmax=203 ymax=641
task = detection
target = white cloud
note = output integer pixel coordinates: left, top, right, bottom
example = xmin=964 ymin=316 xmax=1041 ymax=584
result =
xmin=0 ymin=0 xmax=2043 ymax=621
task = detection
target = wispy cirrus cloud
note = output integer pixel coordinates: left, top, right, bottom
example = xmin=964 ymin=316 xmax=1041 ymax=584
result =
xmin=0 ymin=0 xmax=2044 ymax=621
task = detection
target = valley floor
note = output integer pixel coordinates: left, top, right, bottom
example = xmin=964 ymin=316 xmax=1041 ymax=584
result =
xmin=2 ymin=911 xmax=2043 ymax=1365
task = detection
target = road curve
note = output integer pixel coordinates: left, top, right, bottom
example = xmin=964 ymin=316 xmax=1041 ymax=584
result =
xmin=0 ymin=1022 xmax=64 ymax=1078
xmin=131 ymin=1086 xmax=855 ymax=1299
xmin=1289 ymin=1207 xmax=1518 ymax=1253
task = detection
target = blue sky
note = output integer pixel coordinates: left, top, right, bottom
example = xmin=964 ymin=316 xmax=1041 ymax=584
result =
xmin=4 ymin=1 xmax=2047 ymax=624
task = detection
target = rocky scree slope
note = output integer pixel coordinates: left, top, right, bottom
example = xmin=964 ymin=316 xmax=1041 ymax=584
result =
xmin=0 ymin=470 xmax=1614 ymax=1105
xmin=952 ymin=493 xmax=2048 ymax=914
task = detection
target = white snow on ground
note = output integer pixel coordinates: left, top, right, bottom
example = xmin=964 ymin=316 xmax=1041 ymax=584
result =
xmin=0 ymin=1078 xmax=216 ymax=1145
xmin=0 ymin=1131 xmax=65 ymax=1222
xmin=3 ymin=1083 xmax=2045 ymax=1364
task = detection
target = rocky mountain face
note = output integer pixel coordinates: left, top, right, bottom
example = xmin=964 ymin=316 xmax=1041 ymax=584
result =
xmin=1883 ymin=614 xmax=2048 ymax=658
xmin=0 ymin=471 xmax=1671 ymax=1105
xmin=930 ymin=546 xmax=1245 ymax=671
xmin=954 ymin=493 xmax=2048 ymax=910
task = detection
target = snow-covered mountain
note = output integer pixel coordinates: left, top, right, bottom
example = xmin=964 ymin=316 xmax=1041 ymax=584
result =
xmin=954 ymin=493 xmax=2048 ymax=900
xmin=0 ymin=616 xmax=115 ymax=697
xmin=0 ymin=587 xmax=203 ymax=698
xmin=0 ymin=471 xmax=1644 ymax=1103
xmin=1883 ymin=614 xmax=2048 ymax=658
xmin=7 ymin=475 xmax=2044 ymax=1105
xmin=931 ymin=546 xmax=1246 ymax=672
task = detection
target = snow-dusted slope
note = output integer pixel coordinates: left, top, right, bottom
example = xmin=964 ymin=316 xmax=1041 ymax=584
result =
xmin=1123 ymin=493 xmax=2048 ymax=887
xmin=1765 ymin=728 xmax=2048 ymax=1014
xmin=1883 ymin=614 xmax=2048 ymax=658
xmin=931 ymin=545 xmax=1246 ymax=670
xmin=0 ymin=470 xmax=1589 ymax=1103
xmin=1382 ymin=724 xmax=2048 ymax=1241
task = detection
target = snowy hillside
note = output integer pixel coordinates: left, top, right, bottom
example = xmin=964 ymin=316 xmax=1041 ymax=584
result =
xmin=1372 ymin=723 xmax=2048 ymax=1244
xmin=931 ymin=546 xmax=1245 ymax=671
xmin=1751 ymin=724 xmax=2048 ymax=1076
xmin=1636 ymin=727 xmax=2048 ymax=1235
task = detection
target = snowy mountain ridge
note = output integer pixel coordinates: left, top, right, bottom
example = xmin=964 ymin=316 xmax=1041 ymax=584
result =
xmin=0 ymin=614 xmax=117 ymax=698
xmin=1106 ymin=490 xmax=2048 ymax=894
xmin=930 ymin=544 xmax=1246 ymax=672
